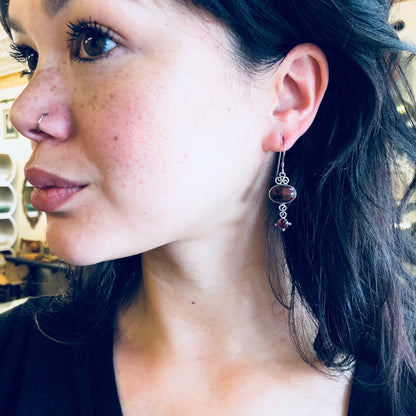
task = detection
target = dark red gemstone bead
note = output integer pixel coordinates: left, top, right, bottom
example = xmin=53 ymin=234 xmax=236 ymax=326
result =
xmin=277 ymin=218 xmax=290 ymax=230
xmin=269 ymin=185 xmax=297 ymax=204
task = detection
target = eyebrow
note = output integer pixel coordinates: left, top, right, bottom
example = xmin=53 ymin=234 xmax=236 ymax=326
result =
xmin=8 ymin=0 xmax=140 ymax=35
xmin=7 ymin=16 xmax=24 ymax=35
xmin=43 ymin=0 xmax=72 ymax=16
xmin=44 ymin=0 xmax=140 ymax=15
xmin=7 ymin=0 xmax=72 ymax=34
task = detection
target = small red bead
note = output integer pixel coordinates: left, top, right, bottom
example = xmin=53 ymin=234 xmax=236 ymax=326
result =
xmin=277 ymin=218 xmax=291 ymax=230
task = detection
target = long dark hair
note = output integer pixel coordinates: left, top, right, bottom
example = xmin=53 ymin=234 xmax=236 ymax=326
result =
xmin=2 ymin=0 xmax=416 ymax=414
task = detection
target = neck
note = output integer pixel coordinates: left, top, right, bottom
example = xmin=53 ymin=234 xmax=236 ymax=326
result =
xmin=115 ymin=213 xmax=313 ymax=366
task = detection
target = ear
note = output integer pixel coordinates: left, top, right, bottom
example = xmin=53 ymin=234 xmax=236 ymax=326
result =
xmin=262 ymin=43 xmax=329 ymax=152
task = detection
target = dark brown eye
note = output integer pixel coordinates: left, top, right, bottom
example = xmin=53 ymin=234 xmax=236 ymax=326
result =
xmin=79 ymin=31 xmax=116 ymax=59
xmin=67 ymin=19 xmax=117 ymax=62
xmin=9 ymin=44 xmax=39 ymax=77
xmin=27 ymin=52 xmax=38 ymax=72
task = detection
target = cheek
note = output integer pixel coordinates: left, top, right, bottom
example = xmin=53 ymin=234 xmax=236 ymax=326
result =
xmin=70 ymin=58 xmax=261 ymax=212
xmin=74 ymin=74 xmax=171 ymax=172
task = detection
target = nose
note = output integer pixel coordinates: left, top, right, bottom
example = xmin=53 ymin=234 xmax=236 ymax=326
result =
xmin=10 ymin=67 xmax=73 ymax=143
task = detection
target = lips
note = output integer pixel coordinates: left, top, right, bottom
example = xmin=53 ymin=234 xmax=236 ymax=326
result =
xmin=24 ymin=167 xmax=87 ymax=213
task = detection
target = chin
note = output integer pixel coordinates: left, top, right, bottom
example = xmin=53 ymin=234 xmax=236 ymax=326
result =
xmin=45 ymin=229 xmax=112 ymax=266
xmin=46 ymin=230 xmax=147 ymax=267
xmin=49 ymin=244 xmax=103 ymax=266
xmin=44 ymin=216 xmax=165 ymax=266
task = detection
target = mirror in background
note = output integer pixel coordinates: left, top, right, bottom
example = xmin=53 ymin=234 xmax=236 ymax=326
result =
xmin=22 ymin=179 xmax=40 ymax=229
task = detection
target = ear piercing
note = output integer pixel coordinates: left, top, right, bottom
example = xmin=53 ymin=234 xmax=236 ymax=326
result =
xmin=36 ymin=113 xmax=49 ymax=133
xmin=268 ymin=138 xmax=297 ymax=231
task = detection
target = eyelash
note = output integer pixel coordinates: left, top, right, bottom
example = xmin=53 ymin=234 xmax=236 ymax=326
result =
xmin=9 ymin=18 xmax=117 ymax=77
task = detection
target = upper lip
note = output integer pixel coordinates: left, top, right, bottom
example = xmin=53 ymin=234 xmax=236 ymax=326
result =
xmin=24 ymin=167 xmax=87 ymax=189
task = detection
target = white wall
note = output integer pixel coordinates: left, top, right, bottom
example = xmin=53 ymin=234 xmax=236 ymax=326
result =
xmin=391 ymin=0 xmax=416 ymax=93
xmin=0 ymin=85 xmax=46 ymax=252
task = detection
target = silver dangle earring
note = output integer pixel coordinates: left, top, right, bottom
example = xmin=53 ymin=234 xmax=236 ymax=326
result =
xmin=268 ymin=138 xmax=297 ymax=231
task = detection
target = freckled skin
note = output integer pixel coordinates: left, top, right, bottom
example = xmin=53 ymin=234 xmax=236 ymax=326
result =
xmin=9 ymin=0 xmax=274 ymax=265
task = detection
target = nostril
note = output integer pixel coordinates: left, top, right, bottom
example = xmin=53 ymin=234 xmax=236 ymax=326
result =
xmin=22 ymin=112 xmax=52 ymax=141
xmin=11 ymin=96 xmax=73 ymax=142
xmin=26 ymin=129 xmax=53 ymax=142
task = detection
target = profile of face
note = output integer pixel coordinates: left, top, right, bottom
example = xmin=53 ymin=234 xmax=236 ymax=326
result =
xmin=8 ymin=0 xmax=282 ymax=264
xmin=8 ymin=0 xmax=328 ymax=266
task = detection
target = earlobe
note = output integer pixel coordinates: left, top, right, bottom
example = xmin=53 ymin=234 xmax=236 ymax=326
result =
xmin=262 ymin=43 xmax=329 ymax=152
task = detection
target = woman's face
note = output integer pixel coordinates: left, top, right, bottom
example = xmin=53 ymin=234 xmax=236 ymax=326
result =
xmin=8 ymin=0 xmax=274 ymax=265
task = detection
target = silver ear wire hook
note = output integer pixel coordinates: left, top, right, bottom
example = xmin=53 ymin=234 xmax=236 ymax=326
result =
xmin=268 ymin=138 xmax=297 ymax=231
xmin=275 ymin=138 xmax=286 ymax=180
